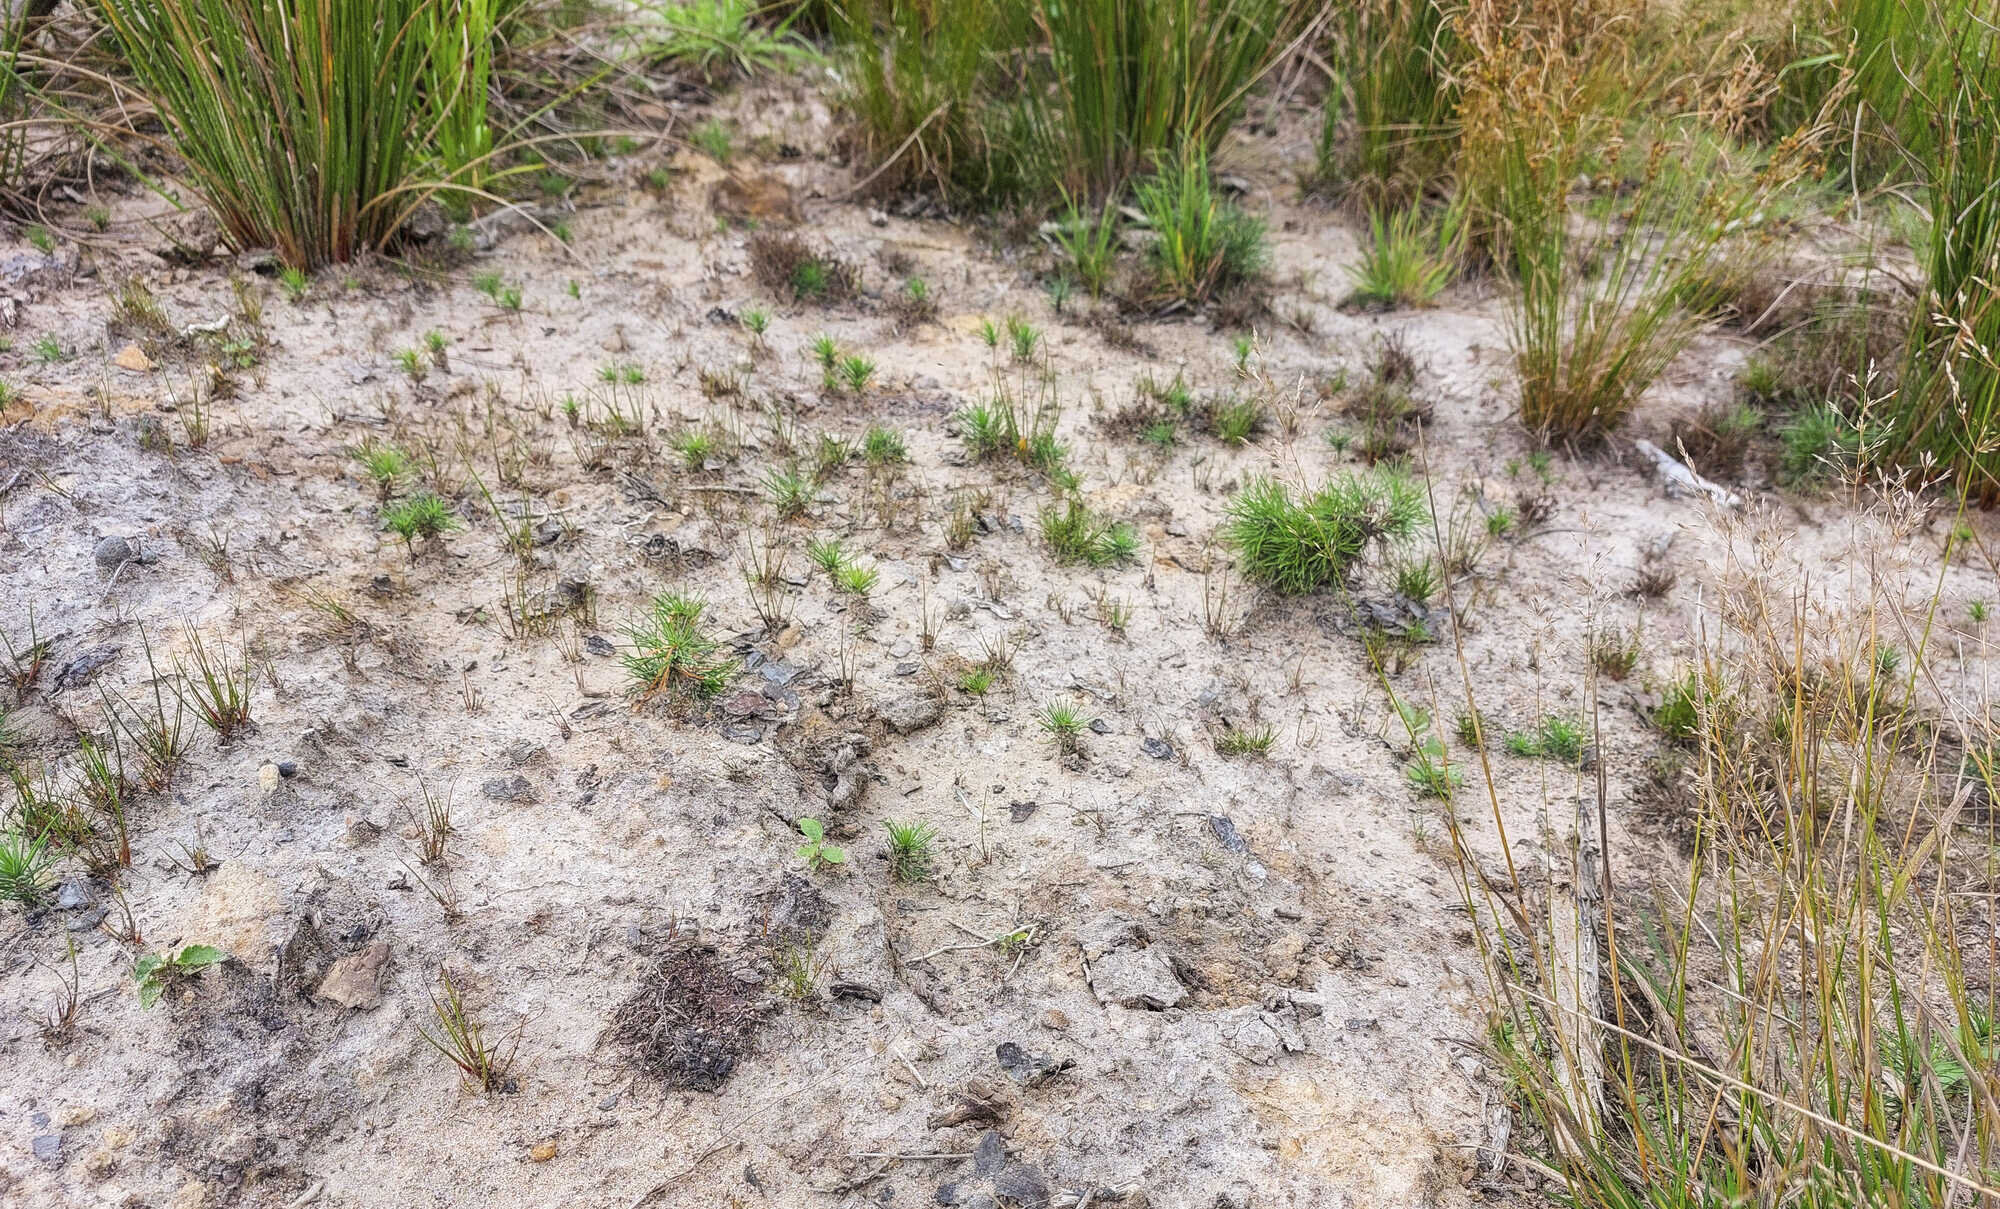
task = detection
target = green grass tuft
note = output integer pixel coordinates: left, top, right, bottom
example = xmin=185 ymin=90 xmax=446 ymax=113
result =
xmin=1221 ymin=470 xmax=1424 ymax=594
xmin=1038 ymin=497 xmax=1138 ymax=566
xmin=1134 ymin=144 xmax=1267 ymax=304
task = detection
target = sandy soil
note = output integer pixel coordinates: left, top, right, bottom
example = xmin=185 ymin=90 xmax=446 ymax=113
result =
xmin=3 ymin=82 xmax=1995 ymax=1209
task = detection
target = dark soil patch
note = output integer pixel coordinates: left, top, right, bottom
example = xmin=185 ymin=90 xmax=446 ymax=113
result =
xmin=609 ymin=942 xmax=765 ymax=1091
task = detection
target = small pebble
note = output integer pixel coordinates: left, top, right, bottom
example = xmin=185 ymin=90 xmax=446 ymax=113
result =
xmin=93 ymin=536 xmax=134 ymax=569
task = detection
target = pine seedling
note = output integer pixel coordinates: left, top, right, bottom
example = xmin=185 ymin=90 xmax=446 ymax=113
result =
xmin=622 ymin=592 xmax=735 ymax=703
xmin=883 ymin=819 xmax=938 ymax=882
xmin=1037 ymin=696 xmax=1091 ymax=755
xmin=382 ymin=492 xmax=461 ymax=554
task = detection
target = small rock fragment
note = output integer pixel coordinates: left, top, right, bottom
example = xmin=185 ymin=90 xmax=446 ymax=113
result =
xmin=1076 ymin=911 xmax=1147 ymax=960
xmin=53 ymin=646 xmax=121 ymax=691
xmin=1088 ymin=948 xmax=1188 ymax=1011
xmin=996 ymin=1041 xmax=1073 ymax=1087
xmin=972 ymin=1130 xmax=1007 ymax=1177
xmin=93 ymin=536 xmax=135 ymax=569
xmin=722 ymin=690 xmax=765 ymax=718
xmin=1207 ymin=815 xmax=1248 ymax=854
xmin=113 ymin=343 xmax=154 ymax=372
xmin=481 ymin=775 xmax=534 ymax=803
xmin=315 ymin=942 xmax=391 ymax=1010
xmin=993 ymin=1160 xmax=1051 ymax=1207
xmin=876 ymin=691 xmax=944 ymax=735
xmin=1262 ymin=933 xmax=1306 ymax=984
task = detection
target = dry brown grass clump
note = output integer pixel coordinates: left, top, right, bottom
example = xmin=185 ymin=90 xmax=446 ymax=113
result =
xmin=608 ymin=943 xmax=765 ymax=1091
xmin=748 ymin=232 xmax=858 ymax=304
xmin=1455 ymin=493 xmax=2000 ymax=1206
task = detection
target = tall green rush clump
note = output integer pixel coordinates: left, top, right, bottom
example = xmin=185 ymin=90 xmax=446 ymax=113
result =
xmin=419 ymin=0 xmax=496 ymax=207
xmin=1022 ymin=0 xmax=1297 ymax=200
xmin=1456 ymin=0 xmax=1829 ymax=442
xmin=1222 ymin=471 xmax=1424 ymax=594
xmin=1876 ymin=0 xmax=2000 ymax=500
xmin=1314 ymin=0 xmax=1459 ymax=207
xmin=0 ymin=13 xmax=28 ymax=196
xmin=829 ymin=0 xmax=1026 ymax=201
xmin=95 ymin=0 xmax=437 ymax=269
xmin=831 ymin=0 xmax=1296 ymax=206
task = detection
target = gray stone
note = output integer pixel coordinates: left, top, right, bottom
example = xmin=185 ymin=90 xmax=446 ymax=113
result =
xmin=972 ymin=1131 xmax=1007 ymax=1177
xmin=996 ymin=1041 xmax=1072 ymax=1087
xmin=993 ymin=1161 xmax=1051 ymax=1206
xmin=93 ymin=535 xmax=134 ymax=569
xmin=31 ymin=1134 xmax=59 ymax=1161
xmin=1088 ymin=948 xmax=1187 ymax=1011
xmin=1215 ymin=1006 xmax=1303 ymax=1065
xmin=821 ymin=905 xmax=895 ymax=992
xmin=66 ymin=907 xmax=107 ymax=933
xmin=1207 ymin=815 xmax=1248 ymax=854
xmin=1141 ymin=737 xmax=1174 ymax=760
xmin=316 ymin=942 xmax=391 ymax=1010
xmin=53 ymin=645 xmax=121 ymax=692
xmin=1076 ymin=911 xmax=1146 ymax=960
xmin=876 ymin=691 xmax=943 ymax=735
xmin=481 ymin=775 xmax=533 ymax=802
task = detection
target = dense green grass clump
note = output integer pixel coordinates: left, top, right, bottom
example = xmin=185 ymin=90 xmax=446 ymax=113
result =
xmin=1038 ymin=497 xmax=1138 ymax=566
xmin=1222 ymin=471 xmax=1424 ymax=594
xmin=97 ymin=0 xmax=439 ymax=269
xmin=1348 ymin=201 xmax=1458 ymax=308
xmin=0 ymin=828 xmax=53 ymax=908
xmin=831 ymin=0 xmax=1296 ymax=205
xmin=1133 ymin=145 xmax=1267 ymax=303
